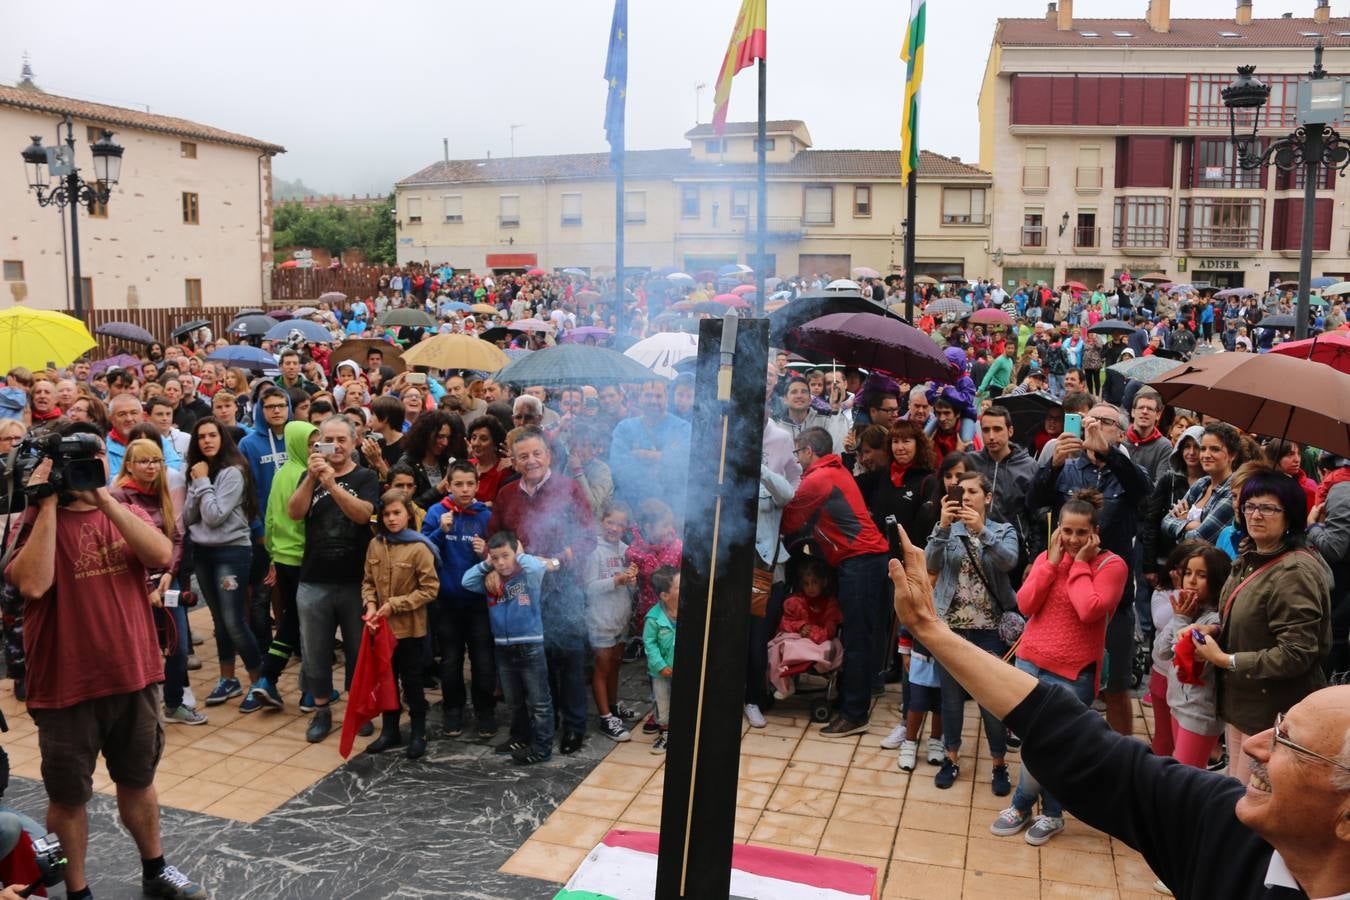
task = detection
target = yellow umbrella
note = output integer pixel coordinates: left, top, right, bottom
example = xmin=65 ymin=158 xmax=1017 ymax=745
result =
xmin=0 ymin=307 xmax=96 ymax=371
xmin=470 ymin=303 xmax=499 ymax=316
xmin=401 ymin=333 xmax=510 ymax=371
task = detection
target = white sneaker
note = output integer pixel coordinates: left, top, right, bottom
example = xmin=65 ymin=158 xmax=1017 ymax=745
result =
xmin=744 ymin=704 xmax=767 ymax=728
xmin=897 ymin=740 xmax=918 ymax=771
xmin=927 ymin=737 xmax=945 ymax=765
xmin=880 ymin=723 xmax=907 ymax=749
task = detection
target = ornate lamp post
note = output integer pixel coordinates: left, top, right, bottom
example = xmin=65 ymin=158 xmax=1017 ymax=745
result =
xmin=1223 ymin=43 xmax=1350 ymax=340
xmin=19 ymin=115 xmax=124 ymax=320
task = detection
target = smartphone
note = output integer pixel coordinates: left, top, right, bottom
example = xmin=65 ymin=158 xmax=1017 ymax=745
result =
xmin=314 ymin=442 xmax=337 ymax=455
xmin=406 ymin=372 xmax=427 ymax=385
xmin=1063 ymin=413 xmax=1083 ymax=438
xmin=162 ymin=589 xmax=181 ymax=608
xmin=884 ymin=514 xmax=903 ymax=557
xmin=945 ymin=483 xmax=964 ymax=506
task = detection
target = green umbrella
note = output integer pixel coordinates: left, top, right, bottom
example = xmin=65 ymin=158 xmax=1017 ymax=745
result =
xmin=493 ymin=344 xmax=662 ymax=387
xmin=377 ymin=308 xmax=435 ymax=328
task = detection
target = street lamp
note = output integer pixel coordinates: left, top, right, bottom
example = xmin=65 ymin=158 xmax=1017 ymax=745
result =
xmin=18 ymin=115 xmax=124 ymax=320
xmin=1223 ymin=42 xmax=1350 ymax=340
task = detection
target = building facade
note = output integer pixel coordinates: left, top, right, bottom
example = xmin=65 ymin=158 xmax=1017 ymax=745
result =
xmin=394 ymin=120 xmax=992 ymax=281
xmin=980 ymin=0 xmax=1350 ymax=291
xmin=1 ymin=77 xmax=284 ymax=312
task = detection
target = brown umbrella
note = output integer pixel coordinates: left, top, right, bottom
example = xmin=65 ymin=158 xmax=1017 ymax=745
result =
xmin=401 ymin=333 xmax=510 ymax=371
xmin=913 ymin=275 xmax=939 ymax=286
xmin=330 ymin=338 xmax=405 ymax=374
xmin=1137 ymin=272 xmax=1169 ymax=282
xmin=1147 ymin=352 xmax=1350 ymax=456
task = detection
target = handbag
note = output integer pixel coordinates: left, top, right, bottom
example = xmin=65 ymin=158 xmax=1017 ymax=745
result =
xmin=750 ymin=541 xmax=781 ymax=618
xmin=957 ymin=532 xmax=1025 ymax=650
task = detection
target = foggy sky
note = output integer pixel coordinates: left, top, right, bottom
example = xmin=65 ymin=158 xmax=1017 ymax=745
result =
xmin=2 ymin=1 xmax=1275 ymax=194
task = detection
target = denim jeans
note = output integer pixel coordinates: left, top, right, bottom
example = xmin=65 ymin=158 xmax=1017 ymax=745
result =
xmin=296 ymin=581 xmax=364 ymax=700
xmin=435 ymin=603 xmax=496 ymax=716
xmin=541 ymin=574 xmax=588 ymax=735
xmin=496 ymin=642 xmax=554 ymax=757
xmin=835 ymin=552 xmax=889 ymax=722
xmin=247 ymin=540 xmax=274 ymax=658
xmin=163 ymin=601 xmax=190 ymax=710
xmin=194 ymin=544 xmax=261 ymax=672
xmin=936 ymin=629 xmax=1007 ymax=758
xmin=1011 ymin=658 xmax=1096 ymax=818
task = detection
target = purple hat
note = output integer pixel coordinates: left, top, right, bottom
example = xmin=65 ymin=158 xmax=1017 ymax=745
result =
xmin=943 ymin=346 xmax=968 ymax=372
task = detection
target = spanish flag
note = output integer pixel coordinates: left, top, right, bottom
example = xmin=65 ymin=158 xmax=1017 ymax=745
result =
xmin=711 ymin=0 xmax=767 ymax=136
xmin=901 ymin=0 xmax=926 ymax=182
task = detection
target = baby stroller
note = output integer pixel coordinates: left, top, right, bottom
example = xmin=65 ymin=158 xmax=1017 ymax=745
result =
xmin=767 ymin=551 xmax=844 ymax=723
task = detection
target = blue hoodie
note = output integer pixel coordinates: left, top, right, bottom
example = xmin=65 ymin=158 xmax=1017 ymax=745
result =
xmin=462 ymin=553 xmax=547 ymax=645
xmin=238 ymin=387 xmax=290 ymax=538
xmin=422 ymin=497 xmax=492 ymax=609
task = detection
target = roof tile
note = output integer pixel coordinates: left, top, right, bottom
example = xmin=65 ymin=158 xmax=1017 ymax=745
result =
xmin=997 ymin=16 xmax=1350 ymax=49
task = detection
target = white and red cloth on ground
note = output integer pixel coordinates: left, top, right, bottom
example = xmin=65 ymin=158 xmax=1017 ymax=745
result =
xmin=554 ymin=829 xmax=878 ymax=899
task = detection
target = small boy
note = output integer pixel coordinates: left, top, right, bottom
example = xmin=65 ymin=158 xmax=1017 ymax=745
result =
xmin=585 ymin=502 xmax=638 ymax=742
xmin=423 ymin=461 xmax=495 ymax=738
xmin=643 ymin=566 xmax=679 ymax=755
xmin=462 ymin=531 xmax=557 ymax=765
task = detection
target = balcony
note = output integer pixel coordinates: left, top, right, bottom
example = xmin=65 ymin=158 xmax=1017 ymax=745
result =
xmin=1022 ymin=166 xmax=1050 ymax=192
xmin=1074 ymin=225 xmax=1100 ymax=249
xmin=1178 ymin=225 xmax=1262 ymax=251
xmin=498 ymin=215 xmax=520 ymax=228
xmin=1113 ymin=225 xmax=1170 ymax=250
xmin=1075 ymin=166 xmax=1103 ymax=193
xmin=740 ymin=216 xmax=805 ymax=242
xmin=1021 ymin=225 xmax=1046 ymax=248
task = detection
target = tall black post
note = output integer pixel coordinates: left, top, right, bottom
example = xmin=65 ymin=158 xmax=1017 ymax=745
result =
xmin=1295 ymin=126 xmax=1319 ymax=341
xmin=903 ymin=169 xmax=917 ymax=321
xmin=67 ymin=165 xmax=84 ymax=321
xmin=755 ymin=58 xmax=767 ymax=315
xmin=615 ymin=152 xmax=626 ymax=331
xmin=655 ymin=315 xmax=768 ymax=900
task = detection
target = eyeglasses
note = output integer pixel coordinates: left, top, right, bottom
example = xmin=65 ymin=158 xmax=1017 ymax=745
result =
xmin=1242 ymin=502 xmax=1284 ymax=518
xmin=262 ymin=404 xmax=289 ymax=412
xmin=1089 ymin=415 xmax=1122 ymax=428
xmin=1272 ymin=712 xmax=1350 ymax=771
xmin=877 ymin=405 xmax=900 ymax=414
xmin=793 ymin=447 xmax=809 ymax=456
xmin=131 ymin=458 xmax=163 ymax=466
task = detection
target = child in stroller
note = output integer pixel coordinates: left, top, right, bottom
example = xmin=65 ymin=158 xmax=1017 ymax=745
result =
xmin=767 ymin=558 xmax=843 ymax=703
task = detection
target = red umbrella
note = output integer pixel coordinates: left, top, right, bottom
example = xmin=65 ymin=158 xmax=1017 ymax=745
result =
xmin=786 ymin=313 xmax=958 ymax=383
xmin=1270 ymin=332 xmax=1350 ymax=374
xmin=1060 ymin=281 xmax=1089 ymax=292
xmin=713 ymin=293 xmax=747 ymax=306
xmin=526 ymin=267 xmax=547 ymax=276
xmin=969 ymin=307 xmax=1014 ymax=327
xmin=731 ymin=284 xmax=757 ymax=296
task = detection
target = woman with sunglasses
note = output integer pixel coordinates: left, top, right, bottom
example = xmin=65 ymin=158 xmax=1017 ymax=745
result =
xmin=1182 ymin=469 xmax=1333 ymax=784
xmin=111 ymin=438 xmax=205 ymax=726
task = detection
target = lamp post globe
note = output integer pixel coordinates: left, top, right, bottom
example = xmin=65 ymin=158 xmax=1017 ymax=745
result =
xmin=89 ymin=130 xmax=123 ymax=185
xmin=20 ymin=135 xmax=47 ymax=191
xmin=1222 ymin=66 xmax=1271 ymax=161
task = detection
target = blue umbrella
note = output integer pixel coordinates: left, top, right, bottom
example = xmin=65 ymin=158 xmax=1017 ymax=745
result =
xmin=226 ymin=315 xmax=275 ymax=338
xmin=718 ymin=263 xmax=753 ymax=277
xmin=439 ymin=300 xmax=471 ymax=313
xmin=1310 ymin=276 xmax=1338 ymax=289
xmin=207 ymin=345 xmax=277 ymax=371
xmin=665 ymin=272 xmax=695 ymax=284
xmin=264 ymin=319 xmax=334 ymax=344
xmin=561 ymin=267 xmax=588 ymax=277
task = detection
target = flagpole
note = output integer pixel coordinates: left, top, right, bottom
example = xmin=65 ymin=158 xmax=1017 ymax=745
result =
xmin=904 ymin=170 xmax=916 ymax=322
xmin=616 ymin=145 xmax=625 ymax=330
xmin=755 ymin=58 xmax=767 ymax=316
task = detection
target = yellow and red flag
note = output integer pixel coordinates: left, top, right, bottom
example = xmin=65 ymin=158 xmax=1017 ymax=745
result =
xmin=711 ymin=0 xmax=767 ymax=135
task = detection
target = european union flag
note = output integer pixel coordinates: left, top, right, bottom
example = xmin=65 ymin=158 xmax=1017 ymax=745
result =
xmin=604 ymin=0 xmax=628 ymax=170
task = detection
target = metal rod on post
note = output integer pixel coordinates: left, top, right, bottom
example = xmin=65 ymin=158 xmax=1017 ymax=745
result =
xmin=755 ymin=58 xmax=767 ymax=315
xmin=1295 ymin=127 xmax=1319 ymax=341
xmin=903 ymin=170 xmax=917 ymax=321
xmin=68 ymin=168 xmax=83 ymax=321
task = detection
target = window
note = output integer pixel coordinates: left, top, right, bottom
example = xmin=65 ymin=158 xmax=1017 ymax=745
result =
xmin=180 ymin=141 xmax=197 ymax=159
xmin=442 ymin=195 xmax=463 ymax=223
xmin=1023 ymin=146 xmax=1049 ymax=190
xmin=803 ymin=186 xmax=834 ymax=225
xmin=704 ymin=139 xmax=727 ymax=154
xmin=1189 ymin=73 xmax=1305 ymax=129
xmin=1178 ymin=197 xmax=1264 ymax=250
xmin=184 ymin=278 xmax=202 ymax=310
xmin=731 ymin=187 xmax=752 ymax=219
xmin=1075 ymin=211 xmax=1099 ymax=248
xmin=181 ymin=192 xmax=199 ymax=225
xmin=1022 ymin=210 xmax=1045 ymax=248
xmin=88 ymin=191 xmax=108 ymax=218
xmin=498 ymin=195 xmax=519 ymax=227
xmin=2 ymin=261 xmax=23 ymax=282
xmin=853 ymin=186 xmax=872 ymax=218
xmin=406 ymin=197 xmax=422 ymax=224
xmin=758 ymin=137 xmax=776 ymax=152
xmin=681 ymin=186 xmax=700 ymax=219
xmin=1076 ymin=146 xmax=1102 ymax=190
xmin=79 ymin=278 xmax=94 ymax=309
xmin=624 ymin=191 xmax=646 ymax=224
xmin=85 ymin=126 xmax=102 ymax=144
xmin=941 ymin=188 xmax=987 ymax=225
xmin=1192 ymin=137 xmax=1262 ymax=189
xmin=1113 ymin=197 xmax=1171 ymax=248
xmin=560 ymin=192 xmax=583 ymax=225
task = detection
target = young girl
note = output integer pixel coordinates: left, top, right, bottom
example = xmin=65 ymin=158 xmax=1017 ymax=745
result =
xmin=362 ymin=489 xmax=441 ymax=759
xmin=1154 ymin=543 xmax=1232 ymax=769
xmin=767 ymin=558 xmax=842 ymax=700
xmin=1147 ymin=543 xmax=1195 ymax=758
xmin=626 ymin=499 xmax=683 ymax=625
xmin=586 ymin=503 xmax=639 ymax=742
xmin=644 ymin=566 xmax=680 ymax=756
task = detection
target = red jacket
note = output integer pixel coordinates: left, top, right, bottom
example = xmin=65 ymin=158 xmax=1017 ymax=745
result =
xmin=780 ymin=455 xmax=889 ymax=566
xmin=779 ymin=593 xmax=843 ymax=644
xmin=489 ymin=472 xmax=597 ymax=579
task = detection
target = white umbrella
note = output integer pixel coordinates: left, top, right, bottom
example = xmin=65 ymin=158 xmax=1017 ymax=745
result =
xmin=1319 ymin=280 xmax=1350 ymax=297
xmin=623 ymin=332 xmax=699 ymax=378
xmin=826 ymin=279 xmax=861 ymax=291
xmin=852 ymin=266 xmax=880 ymax=279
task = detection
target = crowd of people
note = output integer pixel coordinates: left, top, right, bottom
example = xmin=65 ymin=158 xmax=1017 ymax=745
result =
xmin=0 ymin=265 xmax=1345 ymax=899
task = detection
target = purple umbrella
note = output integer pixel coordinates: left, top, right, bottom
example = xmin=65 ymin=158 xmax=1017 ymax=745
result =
xmin=560 ymin=326 xmax=614 ymax=344
xmin=94 ymin=321 xmax=155 ymax=344
xmin=786 ymin=312 xmax=958 ymax=383
xmin=89 ymin=353 xmax=143 ymax=377
xmin=267 ymin=308 xmax=294 ymax=320
xmin=1213 ymin=287 xmax=1257 ymax=300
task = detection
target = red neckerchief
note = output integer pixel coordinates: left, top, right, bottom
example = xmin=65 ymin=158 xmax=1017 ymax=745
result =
xmin=31 ymin=407 xmax=62 ymax=422
xmin=1126 ymin=426 xmax=1162 ymax=446
xmin=889 ymin=461 xmax=911 ymax=488
xmin=1315 ymin=465 xmax=1350 ymax=507
xmin=108 ymin=428 xmax=132 ymax=447
xmin=122 ymin=478 xmax=159 ymax=496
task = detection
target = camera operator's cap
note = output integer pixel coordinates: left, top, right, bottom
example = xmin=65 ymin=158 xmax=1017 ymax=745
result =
xmin=0 ymin=387 xmax=27 ymax=421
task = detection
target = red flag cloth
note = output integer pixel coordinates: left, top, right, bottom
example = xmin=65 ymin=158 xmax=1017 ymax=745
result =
xmin=1172 ymin=633 xmax=1207 ymax=686
xmin=339 ymin=623 xmax=399 ymax=758
xmin=0 ymin=830 xmax=45 ymax=896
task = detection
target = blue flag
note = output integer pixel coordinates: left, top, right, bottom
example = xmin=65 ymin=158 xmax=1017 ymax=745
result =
xmin=604 ymin=0 xmax=627 ymax=169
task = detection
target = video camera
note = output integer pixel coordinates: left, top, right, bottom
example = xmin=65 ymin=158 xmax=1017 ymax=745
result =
xmin=0 ymin=429 xmax=105 ymax=515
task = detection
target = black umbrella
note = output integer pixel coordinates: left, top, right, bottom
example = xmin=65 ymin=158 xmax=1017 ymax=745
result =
xmin=767 ymin=290 xmax=908 ymax=348
xmin=785 ymin=313 xmax=957 ymax=383
xmin=94 ymin=321 xmax=155 ymax=345
xmin=1258 ymin=314 xmax=1298 ymax=330
xmin=226 ymin=315 xmax=275 ymax=338
xmin=1088 ymin=319 xmax=1138 ymax=336
xmin=995 ymin=391 xmax=1061 ymax=449
xmin=479 ymin=326 xmax=525 ymax=344
xmin=494 ymin=344 xmax=661 ymax=387
xmin=171 ymin=319 xmax=211 ymax=340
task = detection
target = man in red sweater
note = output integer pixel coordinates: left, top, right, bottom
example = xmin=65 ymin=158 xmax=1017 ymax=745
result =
xmin=781 ymin=427 xmax=890 ymax=738
xmin=489 ymin=427 xmax=597 ymax=755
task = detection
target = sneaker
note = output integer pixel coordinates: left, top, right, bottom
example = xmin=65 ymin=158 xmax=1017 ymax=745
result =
xmin=443 ymin=708 xmax=464 ymax=738
xmin=305 ymin=707 xmax=333 ymax=744
xmin=612 ymin=701 xmax=639 ymax=721
xmin=142 ymin=863 xmax=207 ymax=899
xmin=164 ymin=705 xmax=208 ymax=726
xmin=743 ymin=704 xmax=767 ymax=728
xmin=991 ymin=763 xmax=1012 ymax=797
xmin=641 ymin=713 xmax=660 ymax=735
xmin=1005 ymin=728 xmax=1022 ymax=750
xmin=879 ymin=723 xmax=908 ymax=750
xmin=512 ymin=746 xmax=552 ymax=766
xmin=934 ymin=758 xmax=960 ymax=789
xmin=599 ymin=715 xmax=631 ymax=742
xmin=248 ymin=678 xmax=283 ymax=710
xmin=185 ymin=654 xmax=202 ymax=671
xmin=476 ymin=711 xmax=499 ymax=739
xmin=650 ymin=731 xmax=668 ymax=755
xmin=1024 ymin=815 xmax=1066 ymax=846
xmin=621 ymin=637 xmax=644 ymax=663
xmin=818 ymin=716 xmax=867 ymax=738
xmin=190 ymin=630 xmax=205 ymax=646
xmin=494 ymin=738 xmax=528 ymax=755
xmin=238 ymin=690 xmax=264 ymax=714
xmin=897 ymin=740 xmax=919 ymax=771
xmin=559 ymin=731 xmax=585 ymax=755
xmin=299 ymin=689 xmax=340 ymax=713
xmin=990 ymin=806 xmax=1032 ymax=837
xmin=1140 ymin=692 xmax=1154 ymax=708
xmin=1152 ymin=878 xmax=1173 ymax=896
xmin=181 ymin=686 xmax=198 ymax=709
xmin=926 ymin=737 xmax=945 ymax=765
xmin=204 ymin=677 xmax=241 ymax=706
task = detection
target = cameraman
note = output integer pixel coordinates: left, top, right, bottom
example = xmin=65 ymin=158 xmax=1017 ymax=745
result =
xmin=3 ymin=423 xmax=206 ymax=900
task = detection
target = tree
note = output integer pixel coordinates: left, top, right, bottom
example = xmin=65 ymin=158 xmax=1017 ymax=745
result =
xmin=272 ymin=195 xmax=396 ymax=265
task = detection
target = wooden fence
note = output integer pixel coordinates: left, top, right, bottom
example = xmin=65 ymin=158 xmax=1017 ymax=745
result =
xmin=79 ymin=307 xmax=251 ymax=359
xmin=270 ymin=266 xmax=399 ymax=302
